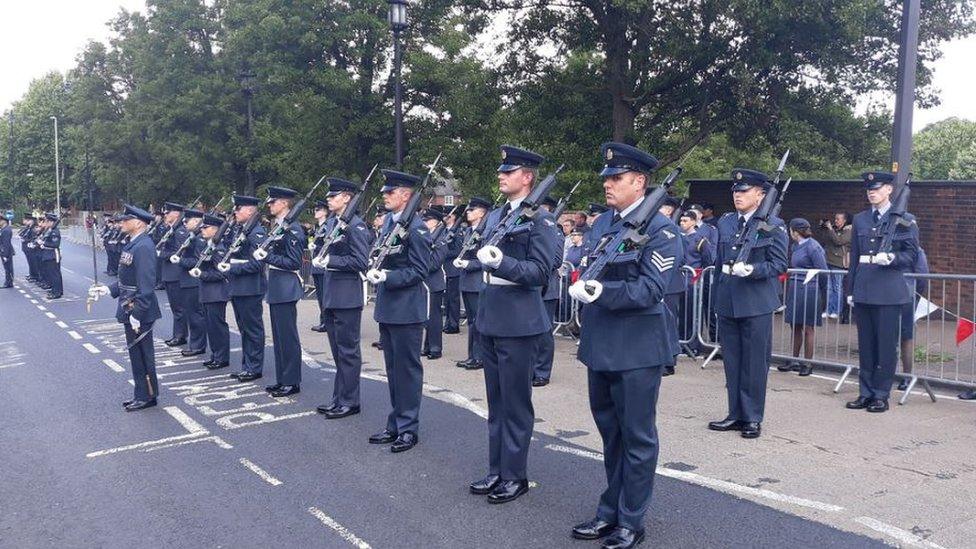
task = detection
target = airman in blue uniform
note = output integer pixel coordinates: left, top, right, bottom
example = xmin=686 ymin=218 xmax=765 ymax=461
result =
xmin=442 ymin=210 xmax=464 ymax=334
xmin=422 ymin=208 xmax=449 ymax=360
xmin=532 ymin=196 xmax=566 ymax=387
xmin=159 ymin=202 xmax=189 ymax=346
xmin=171 ymin=208 xmax=209 ymax=357
xmin=678 ymin=209 xmax=713 ymax=355
xmin=659 ymin=196 xmax=687 ymax=374
xmin=453 ymin=197 xmax=491 ymax=370
xmin=845 ymin=171 xmax=920 ymax=413
xmin=19 ymin=215 xmax=38 ymax=283
xmin=92 ymin=204 xmax=162 ymax=411
xmin=314 ymin=178 xmax=370 ymax=420
xmin=39 ymin=213 xmax=63 ymax=299
xmin=568 ymin=142 xmax=682 ymax=549
xmin=255 ymin=186 xmax=306 ymax=397
xmin=365 ymin=170 xmax=432 ymax=453
xmin=225 ymin=195 xmax=268 ymax=383
xmin=707 ymin=169 xmax=788 ymax=439
xmin=467 ymin=145 xmax=561 ymax=504
xmin=190 ymin=213 xmax=231 ymax=370
xmin=309 ymin=199 xmax=330 ymax=333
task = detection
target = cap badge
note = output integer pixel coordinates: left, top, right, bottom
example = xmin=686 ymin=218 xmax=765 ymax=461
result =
xmin=606 ymin=149 xmax=614 ymax=160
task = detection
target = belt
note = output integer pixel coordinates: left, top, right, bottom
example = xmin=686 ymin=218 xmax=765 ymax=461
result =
xmin=858 ymin=255 xmax=874 ymax=264
xmin=269 ymin=265 xmax=300 ymax=274
xmin=721 ymin=264 xmax=732 ymax=275
xmin=229 ymin=259 xmax=249 ymax=265
xmin=485 ymin=273 xmax=517 ymax=286
xmin=119 ymin=284 xmax=137 ymax=291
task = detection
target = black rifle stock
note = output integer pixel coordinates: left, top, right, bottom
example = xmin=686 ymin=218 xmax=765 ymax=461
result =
xmin=482 ymin=164 xmax=565 ymax=247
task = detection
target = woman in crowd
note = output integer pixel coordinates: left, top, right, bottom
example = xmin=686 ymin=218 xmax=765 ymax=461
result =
xmin=780 ymin=218 xmax=828 ymax=376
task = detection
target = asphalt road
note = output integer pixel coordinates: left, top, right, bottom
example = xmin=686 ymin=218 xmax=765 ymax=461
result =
xmin=0 ymin=237 xmax=886 ymax=548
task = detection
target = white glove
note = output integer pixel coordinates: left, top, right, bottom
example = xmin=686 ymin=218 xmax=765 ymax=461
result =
xmin=872 ymin=252 xmax=894 ymax=266
xmin=129 ymin=315 xmax=142 ymax=333
xmin=168 ymin=254 xmax=180 ymax=264
xmin=453 ymin=258 xmax=469 ymax=269
xmin=731 ymin=262 xmax=754 ymax=277
xmin=88 ymin=284 xmax=110 ymax=298
xmin=307 ymin=242 xmax=316 ymax=252
xmin=312 ymin=255 xmax=330 ymax=269
xmin=477 ymin=245 xmax=503 ymax=269
xmin=847 ymin=295 xmax=854 ymax=307
xmin=366 ymin=269 xmax=388 ymax=284
xmin=569 ymin=280 xmax=602 ymax=304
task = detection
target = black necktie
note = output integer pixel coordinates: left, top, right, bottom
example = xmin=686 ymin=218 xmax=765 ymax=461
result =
xmin=738 ymin=216 xmax=745 ymax=232
xmin=872 ymin=210 xmax=880 ymax=224
xmin=612 ymin=212 xmax=621 ymax=225
xmin=501 ymin=203 xmax=511 ymax=217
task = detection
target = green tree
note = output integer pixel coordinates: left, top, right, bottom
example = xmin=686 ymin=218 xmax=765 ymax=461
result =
xmin=913 ymin=117 xmax=976 ymax=179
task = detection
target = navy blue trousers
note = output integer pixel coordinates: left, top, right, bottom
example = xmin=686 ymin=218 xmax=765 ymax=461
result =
xmin=589 ymin=366 xmax=662 ymax=531
xmin=532 ymin=299 xmax=558 ymax=380
xmin=1 ymin=255 xmax=12 ymax=286
xmin=183 ymin=286 xmax=208 ymax=352
xmin=125 ymin=322 xmax=158 ymax=402
xmin=325 ymin=307 xmax=363 ymax=407
xmin=855 ymin=304 xmax=901 ymax=400
xmin=423 ymin=291 xmax=444 ymax=355
xmin=270 ymin=301 xmax=302 ymax=386
xmin=444 ymin=276 xmax=461 ymax=331
xmin=312 ymin=273 xmax=327 ymax=326
xmin=717 ymin=313 xmax=772 ymax=423
xmin=164 ymin=281 xmax=187 ymax=339
xmin=380 ymin=322 xmax=424 ymax=435
xmin=462 ymin=291 xmax=484 ymax=362
xmin=484 ymin=333 xmax=540 ymax=480
xmin=204 ymin=301 xmax=229 ymax=363
xmin=231 ymin=294 xmax=265 ymax=374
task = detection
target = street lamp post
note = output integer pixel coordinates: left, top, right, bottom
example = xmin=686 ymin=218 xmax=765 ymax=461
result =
xmin=50 ymin=116 xmax=61 ymax=213
xmin=388 ymin=0 xmax=408 ymax=169
xmin=240 ymin=70 xmax=256 ymax=195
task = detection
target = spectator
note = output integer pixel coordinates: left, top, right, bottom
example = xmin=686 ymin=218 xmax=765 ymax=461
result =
xmin=699 ymin=201 xmax=718 ymax=227
xmin=564 ymin=229 xmax=586 ymax=269
xmin=817 ymin=212 xmax=852 ymax=320
xmin=779 ymin=218 xmax=828 ymax=376
xmin=574 ymin=212 xmax=589 ymax=234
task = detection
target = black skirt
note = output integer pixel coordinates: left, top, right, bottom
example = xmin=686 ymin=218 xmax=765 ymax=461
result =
xmin=784 ymin=278 xmax=822 ymax=326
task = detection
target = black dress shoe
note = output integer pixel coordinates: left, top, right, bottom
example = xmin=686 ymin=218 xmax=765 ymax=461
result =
xmin=390 ymin=432 xmax=418 ymax=453
xmin=122 ymin=399 xmax=134 ymax=407
xmin=426 ymin=352 xmax=442 ymax=360
xmin=181 ymin=348 xmax=206 ymax=357
xmin=896 ymin=378 xmax=909 ymax=391
xmin=487 ymin=479 xmax=529 ymax=504
xmin=662 ymin=365 xmax=675 ymax=376
xmin=707 ymin=417 xmax=744 ymax=431
xmin=464 ymin=361 xmax=484 ymax=371
xmin=316 ymin=403 xmax=339 ymax=414
xmin=798 ymin=363 xmax=813 ymax=376
xmin=421 ymin=349 xmax=430 ymax=357
xmin=235 ymin=372 xmax=262 ymax=382
xmin=270 ymin=385 xmax=300 ymax=397
xmin=310 ymin=324 xmax=327 ymax=332
xmin=368 ymin=429 xmax=397 ymax=444
xmin=777 ymin=362 xmax=796 ymax=372
xmin=371 ymin=341 xmax=382 ymax=349
xmin=264 ymin=383 xmax=281 ymax=392
xmin=959 ymin=389 xmax=976 ymax=400
xmin=532 ymin=377 xmax=549 ymax=387
xmin=571 ymin=518 xmax=616 ymax=540
xmin=324 ymin=405 xmax=360 ymax=419
xmin=469 ymin=474 xmax=501 ymax=495
xmin=866 ymin=399 xmax=889 ymax=413
xmin=846 ymin=396 xmax=871 ymax=409
xmin=740 ymin=422 xmax=761 ymax=438
xmin=456 ymin=358 xmax=473 ymax=368
xmin=124 ymin=399 xmax=157 ymax=412
xmin=165 ymin=338 xmax=187 ymax=347
xmin=443 ymin=328 xmax=460 ymax=334
xmin=602 ymin=527 xmax=645 ymax=549
xmin=46 ymin=293 xmax=62 ymax=300
xmin=205 ymin=361 xmax=229 ymax=370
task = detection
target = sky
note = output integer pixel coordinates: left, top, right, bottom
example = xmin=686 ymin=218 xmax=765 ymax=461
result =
xmin=2 ymin=1 xmax=975 ymax=133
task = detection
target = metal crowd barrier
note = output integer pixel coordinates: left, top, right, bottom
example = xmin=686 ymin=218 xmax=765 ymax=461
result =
xmin=553 ymin=261 xmax=579 ymax=338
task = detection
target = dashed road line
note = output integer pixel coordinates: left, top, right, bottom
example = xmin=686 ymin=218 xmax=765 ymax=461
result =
xmin=44 ymin=312 xmax=56 ymax=319
xmin=239 ymin=458 xmax=283 ymax=486
xmin=67 ymin=330 xmax=82 ymax=340
xmin=37 ymin=305 xmax=47 ymax=311
xmin=307 ymin=507 xmax=371 ymax=549
xmin=82 ymin=343 xmax=101 ymax=354
xmin=102 ymin=359 xmax=125 ymax=373
xmin=55 ymin=321 xmax=69 ymax=329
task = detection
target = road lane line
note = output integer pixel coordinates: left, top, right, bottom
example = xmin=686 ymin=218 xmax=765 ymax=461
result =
xmin=37 ymin=305 xmax=47 ymax=311
xmin=45 ymin=312 xmax=56 ymax=319
xmin=82 ymin=343 xmax=101 ymax=354
xmin=164 ymin=406 xmax=208 ymax=434
xmin=854 ymin=517 xmax=948 ymax=549
xmin=239 ymin=458 xmax=283 ymax=486
xmin=144 ymin=435 xmax=234 ymax=452
xmin=56 ymin=321 xmax=68 ymax=328
xmin=102 ymin=359 xmax=125 ymax=373
xmin=544 ymin=444 xmax=845 ymax=513
xmin=307 ymin=507 xmax=371 ymax=549
xmin=87 ymin=432 xmax=205 ymax=458
xmin=68 ymin=331 xmax=82 ymax=340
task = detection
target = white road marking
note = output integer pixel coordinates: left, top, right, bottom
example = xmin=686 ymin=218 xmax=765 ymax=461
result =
xmin=87 ymin=432 xmax=205 ymax=458
xmin=63 ymin=267 xmax=75 ymax=274
xmin=37 ymin=305 xmax=47 ymax=311
xmin=144 ymin=435 xmax=233 ymax=452
xmin=44 ymin=312 xmax=56 ymax=319
xmin=67 ymin=331 xmax=82 ymax=340
xmin=804 ymin=371 xmax=976 ymax=405
xmin=307 ymin=507 xmax=371 ymax=549
xmin=157 ymin=368 xmax=209 ymax=378
xmin=217 ymin=410 xmax=317 ymax=430
xmin=544 ymin=444 xmax=845 ymax=513
xmin=164 ymin=406 xmax=208 ymax=434
xmin=0 ymin=362 xmax=25 ymax=370
xmin=82 ymin=343 xmax=101 ymax=354
xmin=29 ymin=299 xmax=37 ymax=304
xmin=239 ymin=458 xmax=283 ymax=486
xmin=102 ymin=359 xmax=125 ymax=373
xmin=855 ymin=517 xmax=948 ymax=549
xmin=55 ymin=321 xmax=69 ymax=328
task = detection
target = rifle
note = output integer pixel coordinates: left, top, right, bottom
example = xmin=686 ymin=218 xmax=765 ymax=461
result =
xmin=310 ymin=165 xmax=379 ymax=268
xmin=877 ymin=173 xmax=913 ymax=254
xmin=368 ymin=153 xmax=443 ymax=271
xmin=216 ymin=212 xmax=263 ymax=273
xmin=168 ymin=215 xmax=207 ymax=264
xmin=86 ymin=189 xmax=101 ymax=312
xmin=155 ymin=195 xmax=201 ymax=252
xmin=729 ymin=150 xmax=790 ymax=266
xmin=190 ymin=215 xmax=237 ymax=278
xmin=208 ymin=195 xmax=227 ymax=215
xmin=430 ymin=204 xmax=462 ymax=249
xmin=577 ymin=165 xmax=684 ymax=287
xmin=253 ymin=176 xmax=326 ymax=260
xmin=453 ymin=194 xmax=504 ymax=262
xmin=551 ymin=179 xmax=583 ymax=220
xmin=482 ymin=164 xmax=565 ymax=248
